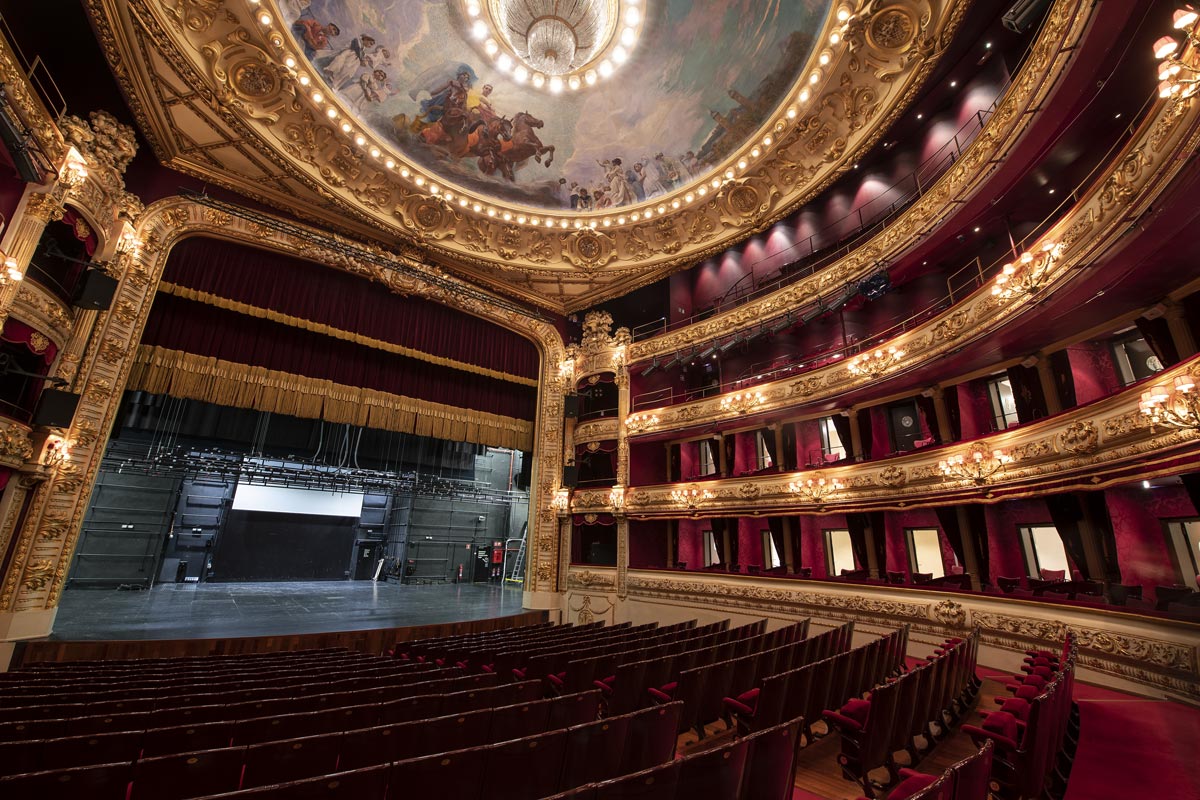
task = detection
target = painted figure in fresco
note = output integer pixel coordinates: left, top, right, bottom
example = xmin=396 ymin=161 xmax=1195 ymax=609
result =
xmin=292 ymin=17 xmax=340 ymax=59
xmin=322 ymin=34 xmax=377 ymax=89
xmin=467 ymin=84 xmax=499 ymax=127
xmin=355 ymin=69 xmax=393 ymax=109
xmin=419 ymin=67 xmax=476 ymax=126
xmin=654 ymin=152 xmax=686 ymax=191
xmin=600 ymin=158 xmax=637 ymax=206
xmin=627 ymin=161 xmax=647 ymax=201
xmin=681 ymin=150 xmax=701 ymax=178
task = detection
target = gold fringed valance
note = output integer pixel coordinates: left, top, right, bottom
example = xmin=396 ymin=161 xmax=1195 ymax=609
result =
xmin=158 ymin=281 xmax=540 ymax=388
xmin=129 ymin=346 xmax=535 ymax=451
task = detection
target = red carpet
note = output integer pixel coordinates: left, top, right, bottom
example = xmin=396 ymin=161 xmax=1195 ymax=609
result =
xmin=1064 ymin=699 xmax=1200 ymax=800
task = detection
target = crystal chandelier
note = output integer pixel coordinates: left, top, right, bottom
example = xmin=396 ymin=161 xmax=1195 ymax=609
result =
xmin=848 ymin=346 xmax=904 ymax=378
xmin=938 ymin=443 xmax=1011 ymax=485
xmin=992 ymin=240 xmax=1062 ymax=300
xmin=464 ymin=0 xmax=645 ymax=91
xmin=787 ymin=473 xmax=843 ymax=507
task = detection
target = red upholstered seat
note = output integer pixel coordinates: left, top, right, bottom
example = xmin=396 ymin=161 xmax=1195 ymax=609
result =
xmin=886 ymin=770 xmax=938 ymax=799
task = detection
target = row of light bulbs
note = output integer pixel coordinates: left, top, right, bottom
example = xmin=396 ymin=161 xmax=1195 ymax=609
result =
xmin=245 ymin=0 xmax=852 ymax=232
xmin=465 ymin=0 xmax=643 ymax=92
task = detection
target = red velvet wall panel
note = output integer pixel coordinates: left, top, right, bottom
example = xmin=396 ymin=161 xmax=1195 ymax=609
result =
xmin=737 ymin=517 xmax=765 ymax=569
xmin=1104 ymin=486 xmax=1194 ymax=599
xmin=629 ymin=520 xmax=668 ymax=569
xmin=984 ymin=498 xmax=1052 ymax=581
xmin=676 ymin=517 xmax=706 ymax=569
xmin=1067 ymin=343 xmax=1122 ymax=406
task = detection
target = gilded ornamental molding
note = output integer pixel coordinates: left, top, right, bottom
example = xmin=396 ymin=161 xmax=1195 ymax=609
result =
xmin=617 ymin=569 xmax=1200 ymax=702
xmin=626 ymin=0 xmax=1096 ymax=359
xmin=567 ymin=355 xmax=1200 ymax=518
xmin=622 ymin=85 xmax=1200 ymax=436
xmin=83 ymin=0 xmax=975 ymax=310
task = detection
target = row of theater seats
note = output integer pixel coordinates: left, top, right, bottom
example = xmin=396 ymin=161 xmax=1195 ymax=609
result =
xmin=854 ymin=741 xmax=994 ymax=800
xmin=724 ymin=625 xmax=909 ymax=743
xmin=0 ymin=619 xmax=812 ymax=799
xmin=964 ymin=634 xmax=1079 ymax=800
xmin=823 ymin=631 xmax=981 ymax=797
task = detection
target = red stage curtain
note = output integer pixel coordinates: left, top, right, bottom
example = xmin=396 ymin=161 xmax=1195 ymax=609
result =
xmin=141 ymin=293 xmax=536 ymax=420
xmin=162 ymin=237 xmax=540 ymax=379
xmin=62 ymin=210 xmax=97 ymax=256
xmin=1 ymin=319 xmax=58 ymax=364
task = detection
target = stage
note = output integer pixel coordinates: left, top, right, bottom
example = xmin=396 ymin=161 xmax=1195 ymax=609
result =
xmin=50 ymin=581 xmax=526 ymax=641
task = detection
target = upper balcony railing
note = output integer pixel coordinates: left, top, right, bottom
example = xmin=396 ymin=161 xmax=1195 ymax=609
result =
xmin=629 ymin=101 xmax=1001 ymax=343
xmin=630 ymin=87 xmax=1158 ymax=413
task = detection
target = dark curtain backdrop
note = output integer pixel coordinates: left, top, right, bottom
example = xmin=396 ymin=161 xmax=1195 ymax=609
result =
xmin=1048 ymin=350 xmax=1077 ymax=408
xmin=831 ymin=414 xmax=853 ymax=460
xmin=781 ymin=424 xmax=797 ymax=470
xmin=1044 ymin=493 xmax=1090 ymax=579
xmin=933 ymin=507 xmax=967 ymax=571
xmin=964 ymin=505 xmax=990 ymax=585
xmin=761 ymin=427 xmax=778 ymax=465
xmin=142 ymin=294 xmax=536 ymax=420
xmin=1135 ymin=316 xmax=1180 ymax=367
xmin=846 ymin=512 xmax=872 ymax=575
xmin=163 ymin=237 xmax=540 ymax=380
xmin=1006 ymin=364 xmax=1046 ymax=424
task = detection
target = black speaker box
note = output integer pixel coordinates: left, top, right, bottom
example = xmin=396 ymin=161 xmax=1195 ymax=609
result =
xmin=563 ymin=395 xmax=579 ymax=418
xmin=32 ymin=389 xmax=81 ymax=428
xmin=73 ymin=269 xmax=119 ymax=311
xmin=562 ymin=465 xmax=579 ymax=488
xmin=515 ymin=451 xmax=532 ymax=490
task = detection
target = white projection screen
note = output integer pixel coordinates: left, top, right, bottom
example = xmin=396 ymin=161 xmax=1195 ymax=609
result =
xmin=231 ymin=484 xmax=364 ymax=517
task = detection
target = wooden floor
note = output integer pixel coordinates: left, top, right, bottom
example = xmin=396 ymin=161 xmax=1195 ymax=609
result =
xmin=675 ymin=671 xmax=1006 ymax=800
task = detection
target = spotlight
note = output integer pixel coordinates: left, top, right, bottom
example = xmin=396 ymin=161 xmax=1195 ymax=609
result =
xmin=696 ymin=343 xmax=719 ymax=360
xmin=640 ymin=359 xmax=660 ymax=378
xmin=662 ymin=353 xmax=684 ymax=370
xmin=718 ymin=335 xmax=744 ymax=354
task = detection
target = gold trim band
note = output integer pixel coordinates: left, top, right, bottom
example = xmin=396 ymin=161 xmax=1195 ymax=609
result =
xmin=157 ymin=281 xmax=539 ymax=388
xmin=128 ymin=345 xmax=534 ymax=451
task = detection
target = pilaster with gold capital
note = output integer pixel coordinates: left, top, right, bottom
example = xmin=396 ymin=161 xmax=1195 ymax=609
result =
xmin=0 ymin=188 xmax=67 ymax=327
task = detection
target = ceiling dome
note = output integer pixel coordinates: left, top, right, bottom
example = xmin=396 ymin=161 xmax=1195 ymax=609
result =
xmin=279 ymin=0 xmax=834 ymax=214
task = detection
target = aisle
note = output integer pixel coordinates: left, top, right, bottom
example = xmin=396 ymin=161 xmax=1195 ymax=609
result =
xmin=1063 ymin=696 xmax=1200 ymax=800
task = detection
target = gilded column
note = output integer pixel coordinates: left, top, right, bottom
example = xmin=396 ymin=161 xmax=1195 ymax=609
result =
xmin=930 ymin=386 xmax=953 ymax=443
xmin=1163 ymin=300 xmax=1198 ymax=361
xmin=614 ymin=360 xmax=630 ymax=600
xmin=846 ymin=408 xmax=863 ymax=461
xmin=1035 ymin=354 xmax=1063 ymax=415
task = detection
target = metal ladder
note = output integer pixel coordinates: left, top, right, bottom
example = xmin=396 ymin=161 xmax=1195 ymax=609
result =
xmin=505 ymin=523 xmax=527 ymax=585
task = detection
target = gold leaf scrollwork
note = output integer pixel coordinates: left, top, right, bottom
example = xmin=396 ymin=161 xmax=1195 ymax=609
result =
xmin=1058 ymin=420 xmax=1099 ymax=455
xmin=879 ymin=465 xmax=907 ymax=488
xmin=21 ymin=559 xmax=55 ymax=592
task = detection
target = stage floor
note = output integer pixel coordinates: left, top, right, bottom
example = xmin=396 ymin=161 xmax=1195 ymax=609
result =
xmin=51 ymin=581 xmax=525 ymax=641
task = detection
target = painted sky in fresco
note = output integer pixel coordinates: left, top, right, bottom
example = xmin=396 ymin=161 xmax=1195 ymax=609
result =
xmin=281 ymin=0 xmax=830 ymax=210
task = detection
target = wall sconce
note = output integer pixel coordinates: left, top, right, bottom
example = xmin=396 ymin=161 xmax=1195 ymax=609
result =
xmin=1154 ymin=7 xmax=1200 ymax=98
xmin=992 ymin=240 xmax=1061 ymax=299
xmin=670 ymin=486 xmax=714 ymax=508
xmin=609 ymin=484 xmax=625 ymax=511
xmin=787 ymin=473 xmax=844 ymax=507
xmin=551 ymin=488 xmax=571 ymax=513
xmin=938 ymin=442 xmax=1011 ymax=485
xmin=0 ymin=254 xmax=22 ymax=287
xmin=42 ymin=435 xmax=73 ymax=469
xmin=1140 ymin=374 xmax=1200 ymax=431
xmin=720 ymin=391 xmax=765 ymax=414
xmin=626 ymin=412 xmax=660 ymax=433
xmin=848 ymin=346 xmax=904 ymax=378
xmin=60 ymin=151 xmax=88 ymax=188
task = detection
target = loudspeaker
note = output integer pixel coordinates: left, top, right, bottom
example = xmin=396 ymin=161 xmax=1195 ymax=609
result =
xmin=72 ymin=269 xmax=119 ymax=311
xmin=563 ymin=395 xmax=579 ymax=418
xmin=32 ymin=389 xmax=81 ymax=428
xmin=562 ymin=465 xmax=579 ymax=488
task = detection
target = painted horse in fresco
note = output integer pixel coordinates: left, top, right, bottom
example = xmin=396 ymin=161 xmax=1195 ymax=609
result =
xmin=479 ymin=112 xmax=555 ymax=181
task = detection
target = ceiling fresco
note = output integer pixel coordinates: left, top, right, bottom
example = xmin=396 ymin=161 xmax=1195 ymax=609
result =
xmin=279 ymin=0 xmax=833 ymax=212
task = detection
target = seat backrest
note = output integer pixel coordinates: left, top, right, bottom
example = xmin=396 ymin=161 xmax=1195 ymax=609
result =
xmin=621 ymin=702 xmax=683 ymax=774
xmin=591 ymin=759 xmax=681 ymax=800
xmin=741 ymin=717 xmax=803 ymax=800
xmin=676 ymin=737 xmax=750 ymax=800
xmin=559 ymin=714 xmax=632 ymax=790
xmin=948 ymin=739 xmax=994 ymax=800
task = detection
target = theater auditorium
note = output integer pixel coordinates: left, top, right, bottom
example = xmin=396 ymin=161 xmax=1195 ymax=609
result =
xmin=0 ymin=0 xmax=1197 ymax=797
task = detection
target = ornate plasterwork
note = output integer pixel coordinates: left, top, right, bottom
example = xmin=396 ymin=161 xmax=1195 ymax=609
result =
xmin=622 ymin=570 xmax=1200 ymax=701
xmin=0 ymin=420 xmax=35 ymax=469
xmin=576 ymin=355 xmax=1200 ymax=518
xmin=9 ymin=283 xmax=73 ymax=347
xmin=626 ymin=0 xmax=1094 ymax=360
xmin=1 ymin=196 xmax=571 ymax=613
xmin=621 ymin=84 xmax=1200 ymax=437
xmin=574 ymin=418 xmax=620 ymax=445
xmin=84 ymin=0 xmax=970 ymax=310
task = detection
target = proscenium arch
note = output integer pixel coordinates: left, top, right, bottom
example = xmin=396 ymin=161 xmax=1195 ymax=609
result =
xmin=7 ymin=195 xmax=570 ymax=614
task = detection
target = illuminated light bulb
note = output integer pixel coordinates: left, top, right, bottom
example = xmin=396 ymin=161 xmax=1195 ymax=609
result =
xmin=414 ymin=175 xmax=425 ymax=186
xmin=472 ymin=20 xmax=487 ymax=39
xmin=284 ymin=56 xmax=296 ymax=68
xmin=311 ymin=91 xmax=323 ymax=103
xmin=299 ymin=74 xmax=310 ymax=86
xmin=502 ymin=212 xmax=511 ymax=220
xmin=473 ymin=203 xmax=483 ymax=212
xmin=723 ymin=168 xmax=735 ymax=180
xmin=819 ymin=51 xmax=830 ymax=65
xmin=603 ymin=218 xmax=611 ymax=226
xmin=671 ymin=200 xmax=680 ymax=208
xmin=532 ymin=73 xmax=546 ymax=88
xmin=559 ymin=220 xmax=568 ymax=228
xmin=484 ymin=38 xmax=499 ymax=55
xmin=369 ymin=147 xmax=380 ymax=158
xmin=459 ymin=198 xmax=469 ymax=207
xmin=786 ymin=106 xmax=797 ymax=119
xmin=737 ymin=159 xmax=747 ymax=170
xmin=698 ymin=186 xmax=707 ymax=196
xmin=487 ymin=208 xmax=497 ymax=217
xmin=809 ymin=71 xmax=820 ymax=85
xmin=625 ymin=7 xmax=640 ymax=25
xmin=1154 ymin=35 xmax=1180 ymax=59
xmin=513 ymin=65 xmax=529 ymax=83
xmin=574 ymin=220 xmax=582 ymax=228
xmin=762 ymin=135 xmax=772 ymax=146
xmin=354 ymin=135 xmax=365 ymax=146
xmin=545 ymin=219 xmax=555 ymax=227
xmin=613 ymin=46 xmax=628 ymax=63
xmin=341 ymin=122 xmax=352 ymax=133
xmin=711 ymin=178 xmax=721 ymax=188
xmin=568 ymin=75 xmax=581 ymax=90
xmin=258 ymin=12 xmax=272 ymax=25
xmin=829 ymin=31 xmax=840 ymax=45
xmin=497 ymin=54 xmax=513 ymax=72
xmin=467 ymin=3 xmax=481 ymax=17
xmin=631 ymin=212 xmax=640 ymax=221
xmin=685 ymin=193 xmax=694 ymax=203
xmin=599 ymin=60 xmax=614 ymax=78
xmin=750 ymin=147 xmax=760 ymax=158
xmin=621 ymin=27 xmax=636 ymax=46
xmin=429 ymin=184 xmax=439 ymax=194
xmin=326 ymin=107 xmax=338 ymax=118
xmin=616 ymin=216 xmax=626 ymax=224
xmin=517 ymin=215 xmax=525 ymax=223
xmin=837 ymin=4 xmax=851 ymax=22
xmin=1175 ymin=8 xmax=1199 ymax=28
xmin=585 ymin=69 xmax=597 ymax=85
xmin=549 ymin=75 xmax=564 ymax=92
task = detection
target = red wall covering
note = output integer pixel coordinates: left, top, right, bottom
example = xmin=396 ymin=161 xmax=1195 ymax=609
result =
xmin=1104 ymin=486 xmax=1194 ymax=600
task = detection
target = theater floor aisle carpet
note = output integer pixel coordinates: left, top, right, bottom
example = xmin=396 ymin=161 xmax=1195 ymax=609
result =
xmin=50 ymin=581 xmax=525 ymax=640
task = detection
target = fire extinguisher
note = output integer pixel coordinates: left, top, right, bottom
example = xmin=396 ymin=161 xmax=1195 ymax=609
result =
xmin=456 ymin=563 xmax=463 ymax=583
